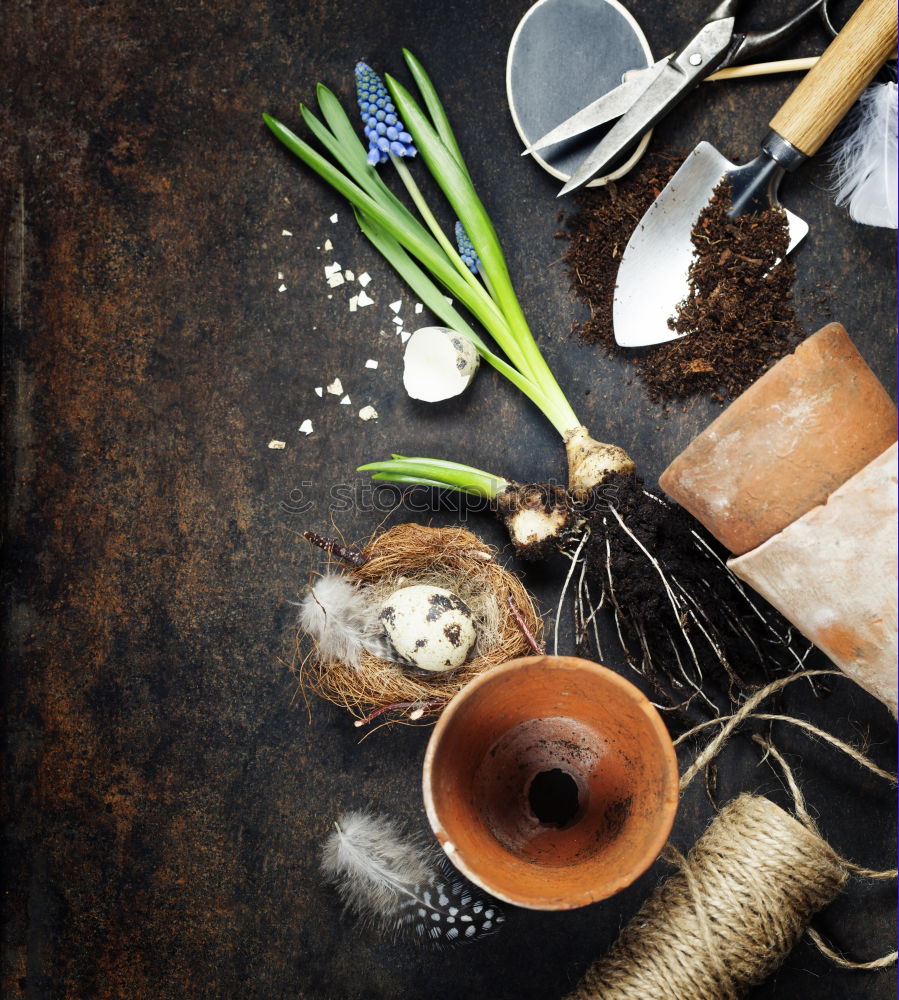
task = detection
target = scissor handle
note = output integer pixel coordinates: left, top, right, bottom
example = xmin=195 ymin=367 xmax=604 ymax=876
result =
xmin=768 ymin=0 xmax=897 ymax=156
xmin=727 ymin=0 xmax=828 ymax=65
xmin=704 ymin=0 xmax=746 ymax=22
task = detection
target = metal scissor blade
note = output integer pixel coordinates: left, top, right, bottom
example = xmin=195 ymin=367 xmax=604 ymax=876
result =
xmin=558 ymin=17 xmax=736 ymax=195
xmin=521 ymin=58 xmax=670 ymax=156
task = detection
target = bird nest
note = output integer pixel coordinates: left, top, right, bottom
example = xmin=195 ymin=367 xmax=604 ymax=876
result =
xmin=296 ymin=523 xmax=543 ymax=726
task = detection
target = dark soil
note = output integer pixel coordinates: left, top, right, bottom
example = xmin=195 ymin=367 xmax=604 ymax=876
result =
xmin=562 ymin=154 xmax=804 ymax=404
xmin=561 ymin=153 xmax=681 ymax=347
xmin=583 ymin=472 xmax=702 ymax=623
xmin=579 ymin=472 xmax=793 ymax=708
xmin=490 ymin=474 xmax=817 ymax=722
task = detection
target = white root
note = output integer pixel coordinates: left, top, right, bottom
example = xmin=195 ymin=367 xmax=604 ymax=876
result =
xmin=594 ymin=509 xmax=724 ymax=704
xmin=607 ymin=503 xmax=687 ymax=623
xmin=689 ymin=530 xmax=809 ymax=672
xmin=575 ymin=552 xmax=589 ymax=650
xmin=581 ymin=577 xmax=604 ymax=661
xmin=553 ymin=530 xmax=590 ymax=656
xmin=602 ymin=522 xmax=641 ymax=673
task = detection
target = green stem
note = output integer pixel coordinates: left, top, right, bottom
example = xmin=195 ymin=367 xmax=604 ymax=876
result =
xmin=354 ymin=209 xmax=575 ymax=436
xmin=359 ymin=457 xmax=510 ymax=500
xmin=267 ymin=112 xmax=537 ymax=383
xmin=390 ymin=154 xmax=479 ymax=292
xmin=386 ymin=75 xmax=579 ymax=428
xmin=402 ymin=49 xmax=472 ymax=183
xmin=475 ymin=260 xmax=497 ymax=301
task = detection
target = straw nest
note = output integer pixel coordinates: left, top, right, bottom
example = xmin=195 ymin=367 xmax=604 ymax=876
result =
xmin=297 ymin=523 xmax=543 ymax=724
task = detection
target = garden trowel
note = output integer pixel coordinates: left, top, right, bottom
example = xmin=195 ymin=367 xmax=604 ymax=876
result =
xmin=613 ymin=0 xmax=897 ymax=348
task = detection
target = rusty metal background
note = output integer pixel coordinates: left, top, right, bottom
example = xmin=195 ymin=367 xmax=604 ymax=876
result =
xmin=2 ymin=1 xmax=896 ymax=997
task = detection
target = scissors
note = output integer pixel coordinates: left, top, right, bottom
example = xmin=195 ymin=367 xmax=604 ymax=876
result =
xmin=524 ymin=0 xmax=840 ymax=195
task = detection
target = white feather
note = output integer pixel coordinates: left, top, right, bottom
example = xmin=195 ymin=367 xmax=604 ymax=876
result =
xmin=299 ymin=574 xmax=386 ymax=668
xmin=321 ymin=811 xmax=504 ymax=945
xmin=830 ymin=80 xmax=897 ymax=229
xmin=322 ymin=812 xmax=429 ymax=918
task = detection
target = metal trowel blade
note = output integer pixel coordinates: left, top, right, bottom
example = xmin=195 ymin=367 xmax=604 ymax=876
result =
xmin=612 ymin=142 xmax=808 ymax=349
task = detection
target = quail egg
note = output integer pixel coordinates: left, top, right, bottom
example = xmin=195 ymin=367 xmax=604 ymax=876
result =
xmin=379 ymin=584 xmax=477 ymax=672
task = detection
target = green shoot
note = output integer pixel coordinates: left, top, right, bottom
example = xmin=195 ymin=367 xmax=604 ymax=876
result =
xmin=359 ymin=458 xmax=509 ymax=499
xmin=385 ymin=71 xmax=571 ymax=408
xmin=389 ymin=154 xmax=484 ymax=292
xmin=402 ymin=49 xmax=472 ymax=182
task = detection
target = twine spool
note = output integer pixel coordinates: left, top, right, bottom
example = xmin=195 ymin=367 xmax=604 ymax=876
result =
xmin=566 ymin=793 xmax=849 ymax=1000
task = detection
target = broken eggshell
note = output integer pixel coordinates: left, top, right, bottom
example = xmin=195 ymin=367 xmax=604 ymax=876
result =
xmin=379 ymin=584 xmax=477 ymax=673
xmin=402 ymin=327 xmax=480 ymax=402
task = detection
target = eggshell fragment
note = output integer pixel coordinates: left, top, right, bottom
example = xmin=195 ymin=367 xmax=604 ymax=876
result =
xmin=379 ymin=584 xmax=477 ymax=672
xmin=402 ymin=327 xmax=480 ymax=403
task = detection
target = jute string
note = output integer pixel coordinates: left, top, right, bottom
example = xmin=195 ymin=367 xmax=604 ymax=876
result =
xmin=566 ymin=670 xmax=897 ymax=1000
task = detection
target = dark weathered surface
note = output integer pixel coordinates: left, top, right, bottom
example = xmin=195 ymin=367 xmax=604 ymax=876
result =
xmin=2 ymin=1 xmax=895 ymax=998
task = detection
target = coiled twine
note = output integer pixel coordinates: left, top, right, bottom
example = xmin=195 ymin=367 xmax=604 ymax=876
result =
xmin=567 ymin=793 xmax=848 ymax=1000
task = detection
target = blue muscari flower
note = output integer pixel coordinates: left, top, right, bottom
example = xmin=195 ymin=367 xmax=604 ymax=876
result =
xmin=454 ymin=221 xmax=481 ymax=274
xmin=355 ymin=61 xmax=417 ymax=165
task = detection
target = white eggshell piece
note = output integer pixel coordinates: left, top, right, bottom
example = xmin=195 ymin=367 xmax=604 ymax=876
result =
xmin=379 ymin=585 xmax=477 ymax=672
xmin=402 ymin=327 xmax=480 ymax=403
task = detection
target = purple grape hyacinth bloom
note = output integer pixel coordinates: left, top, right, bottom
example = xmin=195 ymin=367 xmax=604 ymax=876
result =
xmin=355 ymin=61 xmax=417 ymax=165
xmin=454 ymin=221 xmax=481 ymax=274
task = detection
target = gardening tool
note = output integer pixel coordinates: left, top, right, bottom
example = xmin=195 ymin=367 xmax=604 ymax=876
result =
xmin=612 ymin=0 xmax=897 ymax=348
xmin=525 ymin=0 xmax=841 ymax=194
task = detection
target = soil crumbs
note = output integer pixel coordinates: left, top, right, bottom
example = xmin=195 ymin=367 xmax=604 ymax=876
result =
xmin=579 ymin=471 xmax=791 ymax=717
xmin=562 ymin=153 xmax=804 ymax=403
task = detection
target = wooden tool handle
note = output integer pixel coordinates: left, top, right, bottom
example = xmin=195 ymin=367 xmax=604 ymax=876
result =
xmin=769 ymin=0 xmax=897 ymax=156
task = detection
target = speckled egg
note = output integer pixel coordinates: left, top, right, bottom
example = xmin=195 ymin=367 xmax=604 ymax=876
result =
xmin=379 ymin=585 xmax=477 ymax=672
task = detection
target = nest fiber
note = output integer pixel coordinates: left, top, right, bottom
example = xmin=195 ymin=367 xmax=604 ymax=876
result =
xmin=298 ymin=524 xmax=542 ymax=721
xmin=566 ymin=794 xmax=848 ymax=1000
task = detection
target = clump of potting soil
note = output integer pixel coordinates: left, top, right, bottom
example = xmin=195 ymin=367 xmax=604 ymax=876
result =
xmin=561 ymin=156 xmax=804 ymax=404
xmin=487 ymin=469 xmax=801 ymax=713
xmin=663 ymin=178 xmax=803 ymax=400
xmin=576 ymin=472 xmax=799 ymax=713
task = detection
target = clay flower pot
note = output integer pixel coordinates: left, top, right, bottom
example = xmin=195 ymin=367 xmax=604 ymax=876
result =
xmin=659 ymin=323 xmax=897 ymax=555
xmin=728 ymin=442 xmax=898 ymax=716
xmin=422 ymin=655 xmax=679 ymax=910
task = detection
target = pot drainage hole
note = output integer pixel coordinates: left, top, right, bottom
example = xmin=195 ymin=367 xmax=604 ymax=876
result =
xmin=528 ymin=768 xmax=580 ymax=827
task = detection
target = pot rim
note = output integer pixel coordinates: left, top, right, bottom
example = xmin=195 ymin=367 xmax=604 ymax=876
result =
xmin=422 ymin=654 xmax=680 ymax=910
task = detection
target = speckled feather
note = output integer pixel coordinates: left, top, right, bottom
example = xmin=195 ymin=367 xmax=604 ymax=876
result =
xmin=321 ymin=811 xmax=504 ymax=945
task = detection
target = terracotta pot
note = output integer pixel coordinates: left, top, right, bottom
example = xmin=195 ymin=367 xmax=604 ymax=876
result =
xmin=728 ymin=443 xmax=898 ymax=716
xmin=422 ymin=656 xmax=679 ymax=910
xmin=659 ymin=323 xmax=897 ymax=555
